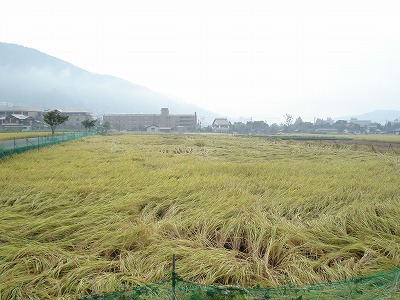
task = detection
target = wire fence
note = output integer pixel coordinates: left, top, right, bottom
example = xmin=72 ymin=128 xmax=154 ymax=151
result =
xmin=77 ymin=259 xmax=400 ymax=299
xmin=0 ymin=132 xmax=94 ymax=159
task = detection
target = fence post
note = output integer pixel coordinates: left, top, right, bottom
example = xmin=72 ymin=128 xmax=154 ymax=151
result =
xmin=172 ymin=254 xmax=176 ymax=300
xmin=14 ymin=138 xmax=16 ymax=152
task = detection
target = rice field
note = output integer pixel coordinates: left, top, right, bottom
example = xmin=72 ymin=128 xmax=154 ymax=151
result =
xmin=0 ymin=133 xmax=399 ymax=299
xmin=348 ymin=134 xmax=400 ymax=143
xmin=0 ymin=132 xmax=56 ymax=141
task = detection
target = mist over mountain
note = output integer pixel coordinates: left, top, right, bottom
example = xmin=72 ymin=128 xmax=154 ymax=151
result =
xmin=1 ymin=42 xmax=398 ymax=125
xmin=0 ymin=42 xmax=210 ymax=116
xmin=338 ymin=110 xmax=400 ymax=125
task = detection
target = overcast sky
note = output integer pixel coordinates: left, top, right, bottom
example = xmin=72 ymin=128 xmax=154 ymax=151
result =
xmin=1 ymin=0 xmax=399 ymax=122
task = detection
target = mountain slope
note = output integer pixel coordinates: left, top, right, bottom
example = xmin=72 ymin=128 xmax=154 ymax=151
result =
xmin=339 ymin=110 xmax=400 ymax=124
xmin=355 ymin=110 xmax=400 ymax=123
xmin=0 ymin=42 xmax=207 ymax=115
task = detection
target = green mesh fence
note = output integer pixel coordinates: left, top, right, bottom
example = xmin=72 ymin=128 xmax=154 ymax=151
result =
xmin=0 ymin=132 xmax=94 ymax=159
xmin=77 ymin=267 xmax=400 ymax=300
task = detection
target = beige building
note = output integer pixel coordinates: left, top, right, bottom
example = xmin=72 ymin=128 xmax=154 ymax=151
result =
xmin=58 ymin=110 xmax=93 ymax=128
xmin=103 ymin=108 xmax=197 ymax=132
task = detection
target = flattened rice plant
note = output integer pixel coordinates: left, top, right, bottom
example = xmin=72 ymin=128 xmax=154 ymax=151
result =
xmin=0 ymin=134 xmax=399 ymax=299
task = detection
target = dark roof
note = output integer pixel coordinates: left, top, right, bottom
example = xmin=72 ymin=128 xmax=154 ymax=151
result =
xmin=212 ymin=118 xmax=230 ymax=126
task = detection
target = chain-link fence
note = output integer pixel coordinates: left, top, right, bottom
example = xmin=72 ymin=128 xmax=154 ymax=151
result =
xmin=77 ymin=266 xmax=399 ymax=300
xmin=0 ymin=132 xmax=94 ymax=159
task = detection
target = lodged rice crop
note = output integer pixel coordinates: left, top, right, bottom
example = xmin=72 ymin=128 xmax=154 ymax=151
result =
xmin=0 ymin=133 xmax=399 ymax=299
xmin=0 ymin=132 xmax=61 ymax=141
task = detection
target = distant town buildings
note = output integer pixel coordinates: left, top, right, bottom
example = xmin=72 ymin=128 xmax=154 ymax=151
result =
xmin=0 ymin=104 xmax=43 ymax=119
xmin=0 ymin=104 xmax=93 ymax=131
xmin=1 ymin=102 xmax=399 ymax=135
xmin=103 ymin=108 xmax=197 ymax=132
xmin=0 ymin=114 xmax=34 ymax=131
xmin=0 ymin=104 xmax=199 ymax=132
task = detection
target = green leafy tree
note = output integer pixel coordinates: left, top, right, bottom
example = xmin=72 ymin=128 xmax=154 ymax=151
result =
xmin=292 ymin=117 xmax=303 ymax=132
xmin=248 ymin=121 xmax=269 ymax=134
xmin=294 ymin=117 xmax=303 ymax=126
xmin=269 ymin=123 xmax=280 ymax=134
xmin=232 ymin=122 xmax=247 ymax=133
xmin=334 ymin=120 xmax=348 ymax=133
xmin=43 ymin=110 xmax=69 ymax=136
xmin=298 ymin=121 xmax=315 ymax=133
xmin=98 ymin=121 xmax=112 ymax=134
xmin=82 ymin=119 xmax=97 ymax=132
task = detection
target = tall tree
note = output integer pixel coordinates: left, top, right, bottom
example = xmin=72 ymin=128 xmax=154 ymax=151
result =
xmin=82 ymin=119 xmax=97 ymax=132
xmin=43 ymin=110 xmax=69 ymax=136
xmin=283 ymin=114 xmax=293 ymax=127
xmin=283 ymin=114 xmax=293 ymax=132
xmin=294 ymin=117 xmax=303 ymax=126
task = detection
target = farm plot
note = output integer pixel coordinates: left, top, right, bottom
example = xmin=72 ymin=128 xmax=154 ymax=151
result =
xmin=0 ymin=134 xmax=399 ymax=299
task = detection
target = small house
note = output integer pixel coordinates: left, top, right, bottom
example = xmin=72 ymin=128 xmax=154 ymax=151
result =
xmin=212 ymin=118 xmax=231 ymax=133
xmin=147 ymin=125 xmax=159 ymax=132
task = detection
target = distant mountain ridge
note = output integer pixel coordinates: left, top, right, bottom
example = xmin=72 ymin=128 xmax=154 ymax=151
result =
xmin=339 ymin=110 xmax=400 ymax=124
xmin=1 ymin=42 xmax=398 ymax=124
xmin=0 ymin=42 xmax=210 ymax=116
